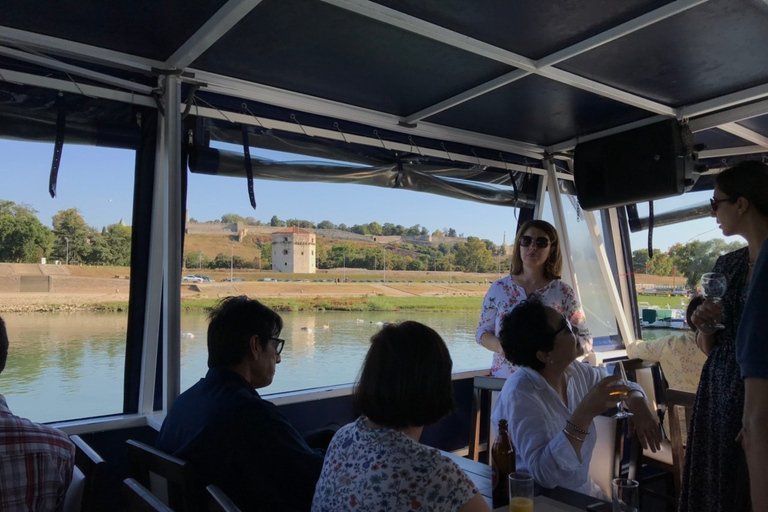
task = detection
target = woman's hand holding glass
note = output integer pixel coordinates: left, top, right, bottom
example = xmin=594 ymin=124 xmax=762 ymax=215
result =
xmin=698 ymin=272 xmax=727 ymax=334
xmin=574 ymin=374 xmax=629 ymax=421
xmin=691 ymin=299 xmax=724 ymax=337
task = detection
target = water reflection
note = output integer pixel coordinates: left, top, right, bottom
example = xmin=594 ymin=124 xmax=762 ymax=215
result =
xmin=0 ymin=310 xmax=488 ymax=423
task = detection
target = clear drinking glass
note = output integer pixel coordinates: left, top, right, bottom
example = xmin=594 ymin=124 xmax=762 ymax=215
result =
xmin=508 ymin=472 xmax=534 ymax=512
xmin=699 ymin=272 xmax=727 ymax=333
xmin=611 ymin=361 xmax=633 ymax=420
xmin=612 ymin=478 xmax=639 ymax=512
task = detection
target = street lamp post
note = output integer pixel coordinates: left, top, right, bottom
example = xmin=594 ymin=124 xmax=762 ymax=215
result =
xmin=230 ymin=244 xmax=234 ymax=282
xmin=343 ymin=250 xmax=346 ymax=282
xmin=64 ymin=237 xmax=69 ymax=265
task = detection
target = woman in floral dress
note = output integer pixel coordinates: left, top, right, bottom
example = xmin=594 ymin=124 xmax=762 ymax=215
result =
xmin=311 ymin=321 xmax=490 ymax=512
xmin=680 ymin=161 xmax=768 ymax=512
xmin=476 ymin=220 xmax=592 ymax=377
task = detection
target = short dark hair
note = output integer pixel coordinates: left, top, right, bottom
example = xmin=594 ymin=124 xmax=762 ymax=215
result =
xmin=354 ymin=321 xmax=455 ymax=428
xmin=0 ymin=316 xmax=7 ymax=374
xmin=686 ymin=295 xmax=705 ymax=329
xmin=499 ymin=299 xmax=558 ymax=372
xmin=510 ymin=220 xmax=562 ymax=280
xmin=715 ymin=160 xmax=768 ymax=217
xmin=207 ymin=296 xmax=282 ymax=369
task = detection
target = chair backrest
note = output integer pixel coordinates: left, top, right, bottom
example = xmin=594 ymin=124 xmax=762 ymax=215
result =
xmin=665 ymin=388 xmax=695 ymax=495
xmin=468 ymin=375 xmax=506 ymax=462
xmin=206 ymin=485 xmax=243 ymax=512
xmin=67 ymin=435 xmax=107 ymax=512
xmin=123 ymin=478 xmax=174 ymax=512
xmin=588 ymin=415 xmax=632 ymax=499
xmin=126 ymin=439 xmax=202 ymax=512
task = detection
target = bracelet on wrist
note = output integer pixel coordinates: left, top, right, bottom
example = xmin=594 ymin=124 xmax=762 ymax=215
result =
xmin=566 ymin=420 xmax=590 ymax=435
xmin=563 ymin=428 xmax=585 ymax=443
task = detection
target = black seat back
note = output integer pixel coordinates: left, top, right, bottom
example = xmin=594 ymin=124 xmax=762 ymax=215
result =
xmin=123 ymin=478 xmax=174 ymax=512
xmin=126 ymin=439 xmax=203 ymax=512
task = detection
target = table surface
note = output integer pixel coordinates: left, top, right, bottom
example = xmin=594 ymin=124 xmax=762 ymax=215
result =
xmin=441 ymin=450 xmax=609 ymax=511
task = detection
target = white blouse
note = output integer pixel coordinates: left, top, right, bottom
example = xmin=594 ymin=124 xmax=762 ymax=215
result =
xmin=491 ymin=362 xmax=643 ymax=498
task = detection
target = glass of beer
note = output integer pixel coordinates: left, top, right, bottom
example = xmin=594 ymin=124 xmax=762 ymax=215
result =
xmin=508 ymin=472 xmax=534 ymax=512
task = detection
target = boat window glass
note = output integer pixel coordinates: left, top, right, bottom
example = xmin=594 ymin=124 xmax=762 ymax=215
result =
xmin=542 ymin=190 xmax=622 ymax=350
xmin=0 ymin=140 xmax=133 ymax=422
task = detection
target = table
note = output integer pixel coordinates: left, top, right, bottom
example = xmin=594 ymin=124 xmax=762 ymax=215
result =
xmin=441 ymin=451 xmax=610 ymax=511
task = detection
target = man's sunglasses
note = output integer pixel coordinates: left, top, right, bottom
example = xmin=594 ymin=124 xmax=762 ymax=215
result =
xmin=519 ymin=235 xmax=552 ymax=248
xmin=710 ymin=197 xmax=733 ymax=213
xmin=269 ymin=338 xmax=285 ymax=354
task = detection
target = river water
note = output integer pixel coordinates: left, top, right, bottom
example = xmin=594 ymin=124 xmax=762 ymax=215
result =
xmin=0 ymin=310 xmax=490 ymax=423
xmin=0 ymin=311 xmax=680 ymax=424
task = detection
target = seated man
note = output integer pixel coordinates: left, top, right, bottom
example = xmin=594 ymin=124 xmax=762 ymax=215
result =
xmin=156 ymin=296 xmax=324 ymax=512
xmin=0 ymin=316 xmax=75 ymax=512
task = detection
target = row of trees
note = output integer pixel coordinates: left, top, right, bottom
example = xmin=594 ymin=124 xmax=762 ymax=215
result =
xmin=194 ymin=213 xmax=463 ymax=238
xmin=0 ymin=200 xmax=131 ymax=266
xmin=631 ymin=239 xmax=746 ymax=287
xmin=184 ymin=236 xmax=505 ymax=273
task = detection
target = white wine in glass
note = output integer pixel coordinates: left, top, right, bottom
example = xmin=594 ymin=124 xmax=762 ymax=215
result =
xmin=612 ymin=361 xmax=633 ymax=420
xmin=700 ymin=272 xmax=727 ymax=332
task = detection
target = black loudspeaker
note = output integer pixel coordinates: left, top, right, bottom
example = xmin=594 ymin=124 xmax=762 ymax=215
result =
xmin=574 ymin=119 xmax=694 ymax=210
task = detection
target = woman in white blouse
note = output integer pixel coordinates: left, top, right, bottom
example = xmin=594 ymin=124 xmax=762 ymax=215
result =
xmin=476 ymin=220 xmax=592 ymax=378
xmin=491 ymin=299 xmax=661 ymax=498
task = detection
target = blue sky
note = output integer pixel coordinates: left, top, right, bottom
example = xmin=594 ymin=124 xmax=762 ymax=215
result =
xmin=0 ymin=138 xmax=732 ymax=252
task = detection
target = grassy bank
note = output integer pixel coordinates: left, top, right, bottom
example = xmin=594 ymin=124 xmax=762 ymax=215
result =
xmin=91 ymin=295 xmax=484 ymax=313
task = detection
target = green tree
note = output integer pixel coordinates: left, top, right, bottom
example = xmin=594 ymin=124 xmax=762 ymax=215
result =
xmin=432 ymin=229 xmax=444 ymax=236
xmin=221 ymin=213 xmax=246 ymax=225
xmin=669 ymin=239 xmax=745 ymax=288
xmin=455 ymin=237 xmax=496 ymax=272
xmin=269 ymin=215 xmax=285 ymax=227
xmin=52 ymin=208 xmax=95 ymax=264
xmin=260 ymin=243 xmax=272 ymax=268
xmin=185 ymin=250 xmax=212 ymax=269
xmin=0 ymin=201 xmax=53 ymax=263
xmin=317 ymin=220 xmax=335 ymax=229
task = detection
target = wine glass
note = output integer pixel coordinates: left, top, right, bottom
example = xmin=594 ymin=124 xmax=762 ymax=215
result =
xmin=700 ymin=272 xmax=727 ymax=333
xmin=611 ymin=361 xmax=633 ymax=420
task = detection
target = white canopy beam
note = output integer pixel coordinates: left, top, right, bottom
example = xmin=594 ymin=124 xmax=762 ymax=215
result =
xmin=718 ymin=123 xmax=768 ymax=150
xmin=166 ymin=0 xmax=264 ymax=69
xmin=406 ymin=0 xmax=704 ymax=123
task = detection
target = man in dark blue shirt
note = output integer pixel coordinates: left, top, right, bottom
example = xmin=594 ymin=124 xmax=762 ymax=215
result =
xmin=156 ymin=296 xmax=324 ymax=512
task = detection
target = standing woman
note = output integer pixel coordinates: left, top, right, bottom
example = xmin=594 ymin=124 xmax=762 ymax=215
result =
xmin=476 ymin=220 xmax=592 ymax=377
xmin=679 ymin=160 xmax=768 ymax=512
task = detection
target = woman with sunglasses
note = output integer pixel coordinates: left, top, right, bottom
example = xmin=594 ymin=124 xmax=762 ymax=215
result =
xmin=679 ymin=160 xmax=768 ymax=512
xmin=476 ymin=219 xmax=593 ymax=377
xmin=491 ymin=299 xmax=660 ymax=498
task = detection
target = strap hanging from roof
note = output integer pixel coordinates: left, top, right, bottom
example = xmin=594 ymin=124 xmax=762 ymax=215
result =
xmin=241 ymin=124 xmax=257 ymax=210
xmin=48 ymin=104 xmax=66 ymax=198
xmin=647 ymin=200 xmax=654 ymax=258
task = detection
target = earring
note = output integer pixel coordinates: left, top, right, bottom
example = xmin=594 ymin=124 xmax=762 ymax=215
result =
xmin=549 ymin=359 xmax=554 ymax=363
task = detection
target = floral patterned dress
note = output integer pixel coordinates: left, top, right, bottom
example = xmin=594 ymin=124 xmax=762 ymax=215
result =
xmin=476 ymin=275 xmax=592 ymax=377
xmin=679 ymin=248 xmax=751 ymax=512
xmin=311 ymin=417 xmax=478 ymax=512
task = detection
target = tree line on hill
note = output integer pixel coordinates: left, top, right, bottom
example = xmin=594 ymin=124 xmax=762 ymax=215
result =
xmin=0 ymin=200 xmax=131 ymax=266
xmin=632 ymin=238 xmax=746 ymax=288
xmin=185 ymin=237 xmax=506 ymax=273
xmin=193 ymin=213 xmax=464 ymax=238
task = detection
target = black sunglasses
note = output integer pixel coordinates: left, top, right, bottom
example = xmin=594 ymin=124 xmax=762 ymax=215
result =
xmin=710 ymin=197 xmax=733 ymax=213
xmin=554 ymin=320 xmax=572 ymax=337
xmin=519 ymin=235 xmax=552 ymax=248
xmin=269 ymin=338 xmax=285 ymax=354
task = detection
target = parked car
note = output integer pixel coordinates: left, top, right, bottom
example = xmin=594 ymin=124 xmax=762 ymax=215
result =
xmin=182 ymin=275 xmax=203 ymax=282
xmin=199 ymin=276 xmax=215 ymax=282
xmin=223 ymin=277 xmax=245 ymax=282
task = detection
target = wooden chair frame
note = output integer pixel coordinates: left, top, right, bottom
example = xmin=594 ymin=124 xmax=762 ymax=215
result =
xmin=468 ymin=375 xmax=506 ymax=462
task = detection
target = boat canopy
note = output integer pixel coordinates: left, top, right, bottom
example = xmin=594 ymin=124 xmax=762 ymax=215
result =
xmin=2 ymin=0 xmax=768 ymax=418
xmin=1 ymin=0 xmax=767 ymax=205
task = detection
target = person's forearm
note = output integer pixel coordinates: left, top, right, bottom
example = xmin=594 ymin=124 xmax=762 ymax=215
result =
xmin=695 ymin=331 xmax=715 ymax=356
xmin=743 ymin=378 xmax=768 ymax=512
xmin=479 ymin=332 xmax=503 ymax=355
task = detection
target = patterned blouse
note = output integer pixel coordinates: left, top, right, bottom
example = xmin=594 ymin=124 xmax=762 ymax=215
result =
xmin=476 ymin=275 xmax=592 ymax=377
xmin=311 ymin=417 xmax=478 ymax=512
